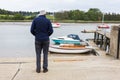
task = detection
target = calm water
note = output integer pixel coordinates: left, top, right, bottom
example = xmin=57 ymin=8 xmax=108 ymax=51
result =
xmin=0 ymin=22 xmax=118 ymax=57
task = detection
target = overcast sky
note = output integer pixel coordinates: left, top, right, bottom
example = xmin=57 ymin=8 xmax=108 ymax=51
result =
xmin=0 ymin=0 xmax=120 ymax=13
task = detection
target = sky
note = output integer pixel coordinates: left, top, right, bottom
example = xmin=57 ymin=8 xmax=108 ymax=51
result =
xmin=0 ymin=0 xmax=120 ymax=13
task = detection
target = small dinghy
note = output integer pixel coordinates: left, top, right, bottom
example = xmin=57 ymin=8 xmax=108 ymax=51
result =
xmin=49 ymin=34 xmax=93 ymax=53
xmin=49 ymin=44 xmax=92 ymax=53
xmin=52 ymin=34 xmax=81 ymax=45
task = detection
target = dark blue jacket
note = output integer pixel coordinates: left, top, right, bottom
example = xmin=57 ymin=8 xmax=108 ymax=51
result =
xmin=31 ymin=15 xmax=53 ymax=41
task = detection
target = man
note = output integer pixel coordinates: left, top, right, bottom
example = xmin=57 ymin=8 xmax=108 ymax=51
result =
xmin=30 ymin=10 xmax=53 ymax=73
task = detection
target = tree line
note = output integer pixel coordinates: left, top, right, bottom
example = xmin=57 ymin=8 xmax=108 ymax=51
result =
xmin=0 ymin=8 xmax=120 ymax=21
xmin=0 ymin=8 xmax=38 ymax=20
xmin=55 ymin=8 xmax=120 ymax=21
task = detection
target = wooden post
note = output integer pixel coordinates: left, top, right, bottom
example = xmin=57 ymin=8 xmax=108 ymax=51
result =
xmin=94 ymin=32 xmax=96 ymax=42
xmin=100 ymin=35 xmax=103 ymax=48
xmin=95 ymin=32 xmax=98 ymax=44
xmin=96 ymin=33 xmax=99 ymax=45
xmin=104 ymin=37 xmax=108 ymax=51
xmin=116 ymin=29 xmax=120 ymax=59
xmin=107 ymin=38 xmax=110 ymax=53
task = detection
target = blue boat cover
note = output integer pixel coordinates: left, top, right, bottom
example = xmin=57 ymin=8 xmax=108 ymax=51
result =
xmin=67 ymin=34 xmax=80 ymax=40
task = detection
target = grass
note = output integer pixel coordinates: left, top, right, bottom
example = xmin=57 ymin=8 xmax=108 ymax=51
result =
xmin=0 ymin=14 xmax=120 ymax=23
xmin=0 ymin=20 xmax=32 ymax=22
xmin=0 ymin=19 xmax=120 ymax=23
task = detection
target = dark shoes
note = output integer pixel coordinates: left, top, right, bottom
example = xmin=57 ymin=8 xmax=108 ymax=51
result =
xmin=36 ymin=69 xmax=48 ymax=73
xmin=36 ymin=69 xmax=41 ymax=73
xmin=43 ymin=68 xmax=48 ymax=73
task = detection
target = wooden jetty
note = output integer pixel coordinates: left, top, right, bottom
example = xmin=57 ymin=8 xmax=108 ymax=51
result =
xmin=94 ymin=30 xmax=110 ymax=51
xmin=81 ymin=30 xmax=110 ymax=53
xmin=81 ymin=29 xmax=101 ymax=33
xmin=82 ymin=25 xmax=120 ymax=59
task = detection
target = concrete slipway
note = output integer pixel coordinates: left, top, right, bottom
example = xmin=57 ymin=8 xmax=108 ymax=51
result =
xmin=0 ymin=41 xmax=120 ymax=80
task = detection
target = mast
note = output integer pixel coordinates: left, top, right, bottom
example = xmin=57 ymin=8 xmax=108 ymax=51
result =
xmin=102 ymin=13 xmax=104 ymax=24
xmin=53 ymin=12 xmax=55 ymax=23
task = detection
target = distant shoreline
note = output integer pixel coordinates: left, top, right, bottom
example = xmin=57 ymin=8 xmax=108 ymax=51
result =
xmin=0 ymin=20 xmax=120 ymax=23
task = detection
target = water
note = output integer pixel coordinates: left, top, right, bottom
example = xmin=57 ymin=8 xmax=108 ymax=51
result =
xmin=0 ymin=22 xmax=118 ymax=57
xmin=0 ymin=22 xmax=34 ymax=57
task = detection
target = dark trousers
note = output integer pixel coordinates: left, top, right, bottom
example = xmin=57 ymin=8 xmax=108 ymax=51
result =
xmin=35 ymin=40 xmax=49 ymax=70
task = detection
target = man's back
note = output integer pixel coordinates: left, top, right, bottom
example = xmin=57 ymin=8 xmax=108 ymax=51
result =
xmin=31 ymin=15 xmax=53 ymax=41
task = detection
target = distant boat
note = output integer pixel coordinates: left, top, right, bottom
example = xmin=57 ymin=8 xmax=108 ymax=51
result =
xmin=97 ymin=13 xmax=110 ymax=29
xmin=51 ymin=12 xmax=61 ymax=28
xmin=52 ymin=22 xmax=61 ymax=28
xmin=97 ymin=24 xmax=109 ymax=29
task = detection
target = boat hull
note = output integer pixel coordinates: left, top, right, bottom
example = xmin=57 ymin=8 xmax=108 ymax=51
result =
xmin=49 ymin=45 xmax=92 ymax=54
xmin=52 ymin=39 xmax=80 ymax=45
xmin=97 ymin=24 xmax=109 ymax=29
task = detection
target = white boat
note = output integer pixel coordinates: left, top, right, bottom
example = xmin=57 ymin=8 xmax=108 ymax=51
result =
xmin=52 ymin=23 xmax=61 ymax=28
xmin=49 ymin=44 xmax=93 ymax=54
xmin=52 ymin=34 xmax=81 ymax=45
xmin=50 ymin=34 xmax=93 ymax=53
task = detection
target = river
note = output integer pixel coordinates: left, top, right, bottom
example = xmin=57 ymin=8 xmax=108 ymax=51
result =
xmin=0 ymin=22 xmax=119 ymax=57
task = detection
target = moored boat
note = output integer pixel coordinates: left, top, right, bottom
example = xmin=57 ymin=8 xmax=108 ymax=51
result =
xmin=49 ymin=44 xmax=93 ymax=53
xmin=52 ymin=23 xmax=61 ymax=28
xmin=50 ymin=34 xmax=93 ymax=53
xmin=97 ymin=24 xmax=109 ymax=29
xmin=97 ymin=13 xmax=110 ymax=29
xmin=52 ymin=34 xmax=81 ymax=45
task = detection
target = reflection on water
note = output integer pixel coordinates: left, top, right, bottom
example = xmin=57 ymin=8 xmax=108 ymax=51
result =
xmin=0 ymin=22 xmax=115 ymax=57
